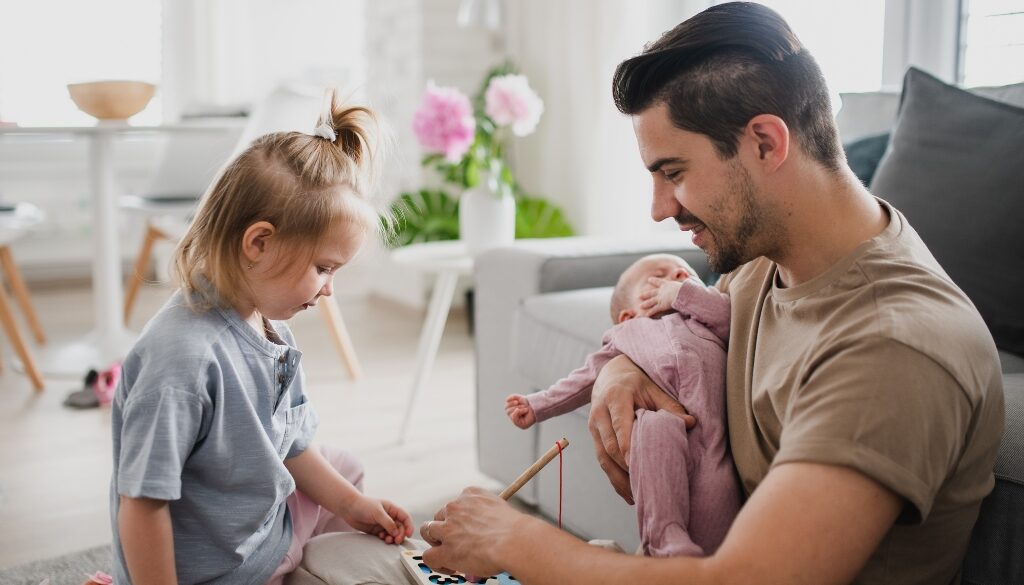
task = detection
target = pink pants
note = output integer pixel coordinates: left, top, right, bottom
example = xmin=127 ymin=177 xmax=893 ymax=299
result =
xmin=266 ymin=445 xmax=365 ymax=585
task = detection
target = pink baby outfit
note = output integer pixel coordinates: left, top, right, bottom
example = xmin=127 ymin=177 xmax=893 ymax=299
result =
xmin=526 ymin=279 xmax=741 ymax=557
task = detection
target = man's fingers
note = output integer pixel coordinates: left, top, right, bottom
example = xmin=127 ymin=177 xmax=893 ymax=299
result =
xmin=596 ymin=450 xmax=634 ymax=505
xmin=651 ymin=393 xmax=697 ymax=429
xmin=607 ymin=400 xmax=634 ymax=468
xmin=589 ymin=404 xmax=628 ymax=470
xmin=420 ymin=520 xmax=443 ymax=546
xmin=422 ymin=546 xmax=456 ymax=576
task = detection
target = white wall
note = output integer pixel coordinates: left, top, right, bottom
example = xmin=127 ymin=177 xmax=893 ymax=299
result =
xmin=503 ymin=0 xmax=709 ymax=238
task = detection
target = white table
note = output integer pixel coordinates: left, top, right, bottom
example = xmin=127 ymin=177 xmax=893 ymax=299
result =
xmin=390 ymin=240 xmax=474 ymax=443
xmin=0 ymin=120 xmax=241 ymax=376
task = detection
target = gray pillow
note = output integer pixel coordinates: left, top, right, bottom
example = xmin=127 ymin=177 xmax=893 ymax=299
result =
xmin=843 ymin=132 xmax=890 ymax=187
xmin=872 ymin=68 xmax=1024 ymax=356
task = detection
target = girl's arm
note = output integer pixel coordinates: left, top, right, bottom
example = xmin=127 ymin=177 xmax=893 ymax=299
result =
xmin=284 ymin=446 xmax=413 ymax=543
xmin=118 ymin=496 xmax=178 ymax=585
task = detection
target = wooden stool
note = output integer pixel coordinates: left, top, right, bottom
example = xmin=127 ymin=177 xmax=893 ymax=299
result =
xmin=0 ymin=204 xmax=46 ymax=391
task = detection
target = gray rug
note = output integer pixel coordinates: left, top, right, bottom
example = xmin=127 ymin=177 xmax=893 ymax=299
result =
xmin=0 ymin=545 xmax=111 ymax=585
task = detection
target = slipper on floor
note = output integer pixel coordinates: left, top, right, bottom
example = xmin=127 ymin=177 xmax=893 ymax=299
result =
xmin=62 ymin=362 xmax=120 ymax=409
xmin=62 ymin=369 xmax=100 ymax=409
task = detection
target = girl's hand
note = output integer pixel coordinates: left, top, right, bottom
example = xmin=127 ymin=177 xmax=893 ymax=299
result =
xmin=504 ymin=394 xmax=537 ymax=429
xmin=639 ymin=277 xmax=684 ymax=318
xmin=342 ymin=495 xmax=414 ymax=544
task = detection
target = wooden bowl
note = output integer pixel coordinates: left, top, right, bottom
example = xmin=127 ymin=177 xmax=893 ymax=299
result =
xmin=67 ymin=80 xmax=156 ymax=120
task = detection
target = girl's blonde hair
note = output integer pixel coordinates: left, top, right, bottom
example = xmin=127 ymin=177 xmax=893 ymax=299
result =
xmin=174 ymin=88 xmax=383 ymax=310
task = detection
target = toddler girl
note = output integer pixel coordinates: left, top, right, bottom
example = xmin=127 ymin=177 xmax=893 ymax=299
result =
xmin=506 ymin=253 xmax=741 ymax=557
xmin=108 ymin=89 xmax=413 ymax=585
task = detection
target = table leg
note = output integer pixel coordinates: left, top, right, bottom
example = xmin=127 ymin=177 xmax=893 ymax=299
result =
xmin=31 ymin=129 xmax=136 ymax=378
xmin=398 ymin=269 xmax=459 ymax=444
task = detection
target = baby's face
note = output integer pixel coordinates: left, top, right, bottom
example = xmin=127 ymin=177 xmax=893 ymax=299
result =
xmin=617 ymin=254 xmax=696 ymax=320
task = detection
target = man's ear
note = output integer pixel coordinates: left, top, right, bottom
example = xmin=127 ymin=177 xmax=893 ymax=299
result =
xmin=745 ymin=114 xmax=789 ymax=173
xmin=617 ymin=309 xmax=637 ymax=324
xmin=241 ymin=221 xmax=276 ymax=265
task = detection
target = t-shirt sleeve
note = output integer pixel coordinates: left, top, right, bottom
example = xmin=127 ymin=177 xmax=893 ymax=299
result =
xmin=116 ymin=388 xmax=206 ymax=500
xmin=773 ymin=338 xmax=972 ymax=523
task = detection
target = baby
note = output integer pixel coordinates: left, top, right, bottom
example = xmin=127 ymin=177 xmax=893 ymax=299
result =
xmin=506 ymin=253 xmax=741 ymax=557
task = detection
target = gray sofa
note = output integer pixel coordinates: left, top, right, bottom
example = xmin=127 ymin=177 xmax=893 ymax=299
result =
xmin=474 ymin=70 xmax=1024 ymax=582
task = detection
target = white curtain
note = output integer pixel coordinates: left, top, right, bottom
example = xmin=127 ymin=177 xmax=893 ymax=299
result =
xmin=503 ymin=0 xmax=709 ymax=237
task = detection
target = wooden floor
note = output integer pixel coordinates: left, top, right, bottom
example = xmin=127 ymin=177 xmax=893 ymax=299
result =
xmin=0 ymin=282 xmax=499 ymax=567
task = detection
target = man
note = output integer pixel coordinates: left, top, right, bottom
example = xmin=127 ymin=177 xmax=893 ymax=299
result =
xmin=293 ymin=3 xmax=1003 ymax=584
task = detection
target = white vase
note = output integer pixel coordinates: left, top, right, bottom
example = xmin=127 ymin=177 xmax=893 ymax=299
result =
xmin=459 ymin=172 xmax=516 ymax=256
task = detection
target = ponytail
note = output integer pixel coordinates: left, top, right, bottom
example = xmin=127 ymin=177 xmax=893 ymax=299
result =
xmin=173 ymin=87 xmax=387 ymax=310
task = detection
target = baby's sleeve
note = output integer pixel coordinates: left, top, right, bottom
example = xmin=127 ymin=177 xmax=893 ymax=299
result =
xmin=672 ymin=279 xmax=731 ymax=343
xmin=528 ymin=340 xmax=622 ymax=421
xmin=116 ymin=388 xmax=206 ymax=501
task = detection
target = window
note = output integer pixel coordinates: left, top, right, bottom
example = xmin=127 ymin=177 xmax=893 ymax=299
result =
xmin=959 ymin=0 xmax=1024 ymax=87
xmin=0 ymin=0 xmax=161 ymax=126
xmin=715 ymin=0 xmax=887 ymax=98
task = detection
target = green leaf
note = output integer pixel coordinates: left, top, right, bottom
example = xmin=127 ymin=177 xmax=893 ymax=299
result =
xmin=514 ymin=195 xmax=575 ymax=239
xmin=381 ymin=189 xmax=460 ymax=247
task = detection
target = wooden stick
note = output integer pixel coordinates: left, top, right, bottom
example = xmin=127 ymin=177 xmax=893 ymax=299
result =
xmin=499 ymin=438 xmax=569 ymax=500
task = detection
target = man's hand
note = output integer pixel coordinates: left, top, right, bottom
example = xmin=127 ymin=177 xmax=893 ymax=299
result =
xmin=421 ymin=487 xmax=531 ymax=577
xmin=589 ymin=355 xmax=696 ymax=504
xmin=505 ymin=394 xmax=537 ymax=429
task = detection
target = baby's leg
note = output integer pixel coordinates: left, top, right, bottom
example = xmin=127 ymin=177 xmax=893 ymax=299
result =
xmin=268 ymin=445 xmax=366 ymax=585
xmin=631 ymin=408 xmax=703 ymax=557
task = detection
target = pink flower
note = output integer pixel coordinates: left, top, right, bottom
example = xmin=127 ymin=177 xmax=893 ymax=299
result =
xmin=412 ymin=82 xmax=476 ymax=162
xmin=485 ymin=74 xmax=544 ymax=136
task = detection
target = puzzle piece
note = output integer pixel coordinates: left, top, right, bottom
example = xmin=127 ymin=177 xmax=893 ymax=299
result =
xmin=400 ymin=549 xmax=521 ymax=585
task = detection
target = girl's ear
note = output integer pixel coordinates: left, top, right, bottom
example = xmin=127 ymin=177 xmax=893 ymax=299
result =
xmin=241 ymin=221 xmax=276 ymax=265
xmin=617 ymin=309 xmax=637 ymax=324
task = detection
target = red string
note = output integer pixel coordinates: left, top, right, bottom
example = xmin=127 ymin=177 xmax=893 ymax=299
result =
xmin=556 ymin=440 xmax=564 ymax=530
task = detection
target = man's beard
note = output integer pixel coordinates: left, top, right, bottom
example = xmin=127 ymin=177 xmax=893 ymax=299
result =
xmin=680 ymin=162 xmax=764 ymax=274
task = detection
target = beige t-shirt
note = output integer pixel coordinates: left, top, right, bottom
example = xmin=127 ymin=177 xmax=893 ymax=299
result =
xmin=717 ymin=200 xmax=1004 ymax=585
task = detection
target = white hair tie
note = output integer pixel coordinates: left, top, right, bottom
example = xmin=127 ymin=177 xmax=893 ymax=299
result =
xmin=313 ymin=123 xmax=337 ymax=142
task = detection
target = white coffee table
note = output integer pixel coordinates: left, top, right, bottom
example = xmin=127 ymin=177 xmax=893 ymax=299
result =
xmin=389 ymin=240 xmax=474 ymax=443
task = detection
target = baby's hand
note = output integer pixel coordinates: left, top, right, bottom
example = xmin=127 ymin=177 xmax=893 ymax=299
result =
xmin=342 ymin=495 xmax=415 ymax=545
xmin=639 ymin=277 xmax=685 ymax=318
xmin=505 ymin=394 xmax=537 ymax=429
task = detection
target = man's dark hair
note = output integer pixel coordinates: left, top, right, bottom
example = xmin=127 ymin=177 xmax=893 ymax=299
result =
xmin=612 ymin=2 xmax=842 ymax=170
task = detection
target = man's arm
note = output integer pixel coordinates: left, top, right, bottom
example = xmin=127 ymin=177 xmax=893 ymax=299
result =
xmin=119 ymin=496 xmax=178 ymax=585
xmin=423 ymin=462 xmax=901 ymax=585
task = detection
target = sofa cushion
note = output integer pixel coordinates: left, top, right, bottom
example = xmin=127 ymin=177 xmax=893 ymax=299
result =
xmin=871 ymin=67 xmax=1024 ymax=357
xmin=514 ymin=287 xmax=612 ymax=393
xmin=962 ymin=373 xmax=1024 ymax=584
xmin=843 ymin=132 xmax=889 ymax=187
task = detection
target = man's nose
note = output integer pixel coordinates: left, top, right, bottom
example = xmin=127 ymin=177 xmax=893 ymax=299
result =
xmin=650 ymin=183 xmax=680 ymax=222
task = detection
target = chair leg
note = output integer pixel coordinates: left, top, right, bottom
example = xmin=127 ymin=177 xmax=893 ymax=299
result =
xmin=0 ymin=246 xmax=46 ymax=344
xmin=124 ymin=223 xmax=168 ymax=324
xmin=0 ymin=283 xmax=44 ymax=391
xmin=318 ymin=297 xmax=363 ymax=380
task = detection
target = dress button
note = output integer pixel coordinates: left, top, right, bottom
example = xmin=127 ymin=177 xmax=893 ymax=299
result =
xmin=279 ymin=354 xmax=287 ymax=364
xmin=278 ymin=374 xmax=285 ymax=384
